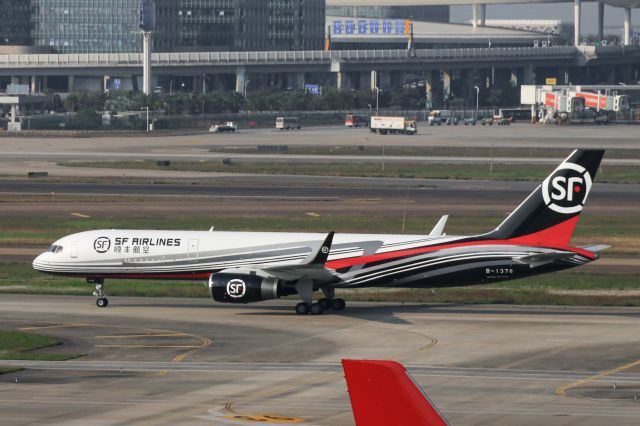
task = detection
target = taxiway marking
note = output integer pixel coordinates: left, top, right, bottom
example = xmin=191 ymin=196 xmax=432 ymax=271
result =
xmin=556 ymin=358 xmax=640 ymax=396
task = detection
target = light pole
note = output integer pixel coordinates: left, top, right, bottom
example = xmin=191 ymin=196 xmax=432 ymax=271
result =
xmin=474 ymin=85 xmax=480 ymax=119
xmin=141 ymin=107 xmax=150 ymax=132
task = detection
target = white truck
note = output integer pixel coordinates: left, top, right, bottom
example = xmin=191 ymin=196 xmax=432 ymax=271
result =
xmin=209 ymin=121 xmax=237 ymax=133
xmin=369 ymin=116 xmax=417 ymax=135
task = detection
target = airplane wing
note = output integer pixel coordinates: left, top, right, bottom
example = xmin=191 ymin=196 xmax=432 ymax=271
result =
xmin=220 ymin=232 xmax=339 ymax=282
xmin=342 ymin=359 xmax=449 ymax=426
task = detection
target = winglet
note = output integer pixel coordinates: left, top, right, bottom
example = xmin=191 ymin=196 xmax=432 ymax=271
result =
xmin=342 ymin=359 xmax=448 ymax=426
xmin=309 ymin=232 xmax=334 ymax=265
xmin=429 ymin=215 xmax=449 ymax=237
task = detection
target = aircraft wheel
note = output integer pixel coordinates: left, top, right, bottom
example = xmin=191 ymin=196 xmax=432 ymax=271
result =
xmin=295 ymin=302 xmax=310 ymax=315
xmin=310 ymin=303 xmax=324 ymax=315
xmin=331 ymin=298 xmax=346 ymax=311
xmin=96 ymin=297 xmax=109 ymax=308
xmin=318 ymin=298 xmax=331 ymax=310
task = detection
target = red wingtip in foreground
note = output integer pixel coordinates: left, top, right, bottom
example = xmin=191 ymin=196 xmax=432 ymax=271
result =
xmin=342 ymin=359 xmax=449 ymax=426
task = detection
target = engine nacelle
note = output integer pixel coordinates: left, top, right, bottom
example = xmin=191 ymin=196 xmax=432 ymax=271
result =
xmin=209 ymin=272 xmax=286 ymax=304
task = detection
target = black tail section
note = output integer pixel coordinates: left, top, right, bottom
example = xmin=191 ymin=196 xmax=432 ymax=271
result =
xmin=488 ymin=149 xmax=604 ymax=246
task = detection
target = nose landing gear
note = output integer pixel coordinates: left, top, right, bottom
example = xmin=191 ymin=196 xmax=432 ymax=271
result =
xmin=89 ymin=278 xmax=108 ymax=307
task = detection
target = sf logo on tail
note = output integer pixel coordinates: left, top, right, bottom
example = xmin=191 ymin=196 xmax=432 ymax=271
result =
xmin=542 ymin=162 xmax=592 ymax=214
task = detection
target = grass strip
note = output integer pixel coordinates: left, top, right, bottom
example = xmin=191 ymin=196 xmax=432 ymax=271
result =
xmin=1 ymin=261 xmax=639 ymax=306
xmin=58 ymin=161 xmax=640 ymax=184
xmin=0 ymin=330 xmax=80 ymax=365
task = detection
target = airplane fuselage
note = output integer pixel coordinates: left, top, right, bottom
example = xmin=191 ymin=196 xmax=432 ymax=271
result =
xmin=33 ymin=229 xmax=595 ymax=289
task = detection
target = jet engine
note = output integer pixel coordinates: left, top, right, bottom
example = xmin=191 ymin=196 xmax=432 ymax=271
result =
xmin=208 ymin=272 xmax=294 ymax=304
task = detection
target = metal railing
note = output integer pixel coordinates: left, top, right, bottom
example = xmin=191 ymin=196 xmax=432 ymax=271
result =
xmin=0 ymin=46 xmax=581 ymax=69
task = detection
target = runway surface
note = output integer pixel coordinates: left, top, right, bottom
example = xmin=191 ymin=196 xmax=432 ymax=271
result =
xmin=1 ymin=178 xmax=637 ymax=217
xmin=2 ymin=295 xmax=640 ymax=425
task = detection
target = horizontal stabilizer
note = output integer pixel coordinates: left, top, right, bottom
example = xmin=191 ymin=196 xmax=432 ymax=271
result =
xmin=429 ymin=215 xmax=449 ymax=237
xmin=516 ymin=251 xmax=575 ymax=268
xmin=579 ymin=244 xmax=610 ymax=253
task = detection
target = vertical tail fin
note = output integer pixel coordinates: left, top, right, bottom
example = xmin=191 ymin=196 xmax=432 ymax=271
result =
xmin=488 ymin=149 xmax=604 ymax=247
xmin=342 ymin=359 xmax=448 ymax=426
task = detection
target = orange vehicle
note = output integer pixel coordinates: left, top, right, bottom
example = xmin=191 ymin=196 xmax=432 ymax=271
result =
xmin=345 ymin=114 xmax=368 ymax=128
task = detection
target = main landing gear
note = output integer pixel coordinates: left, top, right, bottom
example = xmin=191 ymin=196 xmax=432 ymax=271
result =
xmin=295 ymin=299 xmax=346 ymax=315
xmin=294 ymin=286 xmax=345 ymax=315
xmin=89 ymin=278 xmax=108 ymax=308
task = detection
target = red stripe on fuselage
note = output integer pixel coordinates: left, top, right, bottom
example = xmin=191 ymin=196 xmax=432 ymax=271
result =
xmin=92 ymin=272 xmax=212 ymax=280
xmin=325 ymin=217 xmax=593 ymax=270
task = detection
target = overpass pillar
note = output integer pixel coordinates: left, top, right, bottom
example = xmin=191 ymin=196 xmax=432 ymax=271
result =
xmin=68 ymin=75 xmax=75 ymax=92
xmin=30 ymin=76 xmax=37 ymax=93
xmin=624 ymin=7 xmax=631 ymax=45
xmin=479 ymin=4 xmax=486 ymax=26
xmin=574 ymin=0 xmax=581 ymax=46
xmin=442 ymin=70 xmax=451 ymax=106
xmin=42 ymin=76 xmax=48 ymax=92
xmin=597 ymin=2 xmax=605 ymax=41
xmin=235 ymin=66 xmax=247 ymax=95
xmin=370 ymin=70 xmax=378 ymax=92
xmin=510 ymin=70 xmax=518 ymax=87
xmin=472 ymin=3 xmax=478 ymax=30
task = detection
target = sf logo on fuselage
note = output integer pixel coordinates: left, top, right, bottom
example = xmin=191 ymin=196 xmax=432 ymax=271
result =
xmin=93 ymin=237 xmax=111 ymax=253
xmin=542 ymin=162 xmax=592 ymax=214
xmin=226 ymin=279 xmax=246 ymax=299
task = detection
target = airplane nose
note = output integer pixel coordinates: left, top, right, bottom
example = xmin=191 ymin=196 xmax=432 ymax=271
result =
xmin=32 ymin=253 xmax=48 ymax=271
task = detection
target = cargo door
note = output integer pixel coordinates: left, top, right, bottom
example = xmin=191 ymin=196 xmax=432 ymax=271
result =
xmin=187 ymin=239 xmax=199 ymax=262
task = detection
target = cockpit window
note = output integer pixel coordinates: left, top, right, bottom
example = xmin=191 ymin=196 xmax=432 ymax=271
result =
xmin=48 ymin=245 xmax=63 ymax=253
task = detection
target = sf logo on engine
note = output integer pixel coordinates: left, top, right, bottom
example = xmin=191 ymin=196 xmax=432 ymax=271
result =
xmin=226 ymin=279 xmax=247 ymax=299
xmin=93 ymin=237 xmax=111 ymax=253
xmin=542 ymin=162 xmax=592 ymax=214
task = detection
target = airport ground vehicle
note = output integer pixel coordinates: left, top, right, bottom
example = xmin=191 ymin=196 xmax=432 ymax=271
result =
xmin=463 ymin=117 xmax=476 ymax=125
xmin=494 ymin=115 xmax=512 ymax=125
xmin=275 ymin=116 xmax=301 ymax=130
xmin=34 ymin=150 xmax=606 ymax=315
xmin=445 ymin=117 xmax=459 ymax=125
xmin=208 ymin=122 xmax=237 ymax=133
xmin=428 ymin=110 xmax=454 ymax=126
xmin=369 ymin=116 xmax=417 ymax=135
xmin=345 ymin=114 xmax=368 ymax=128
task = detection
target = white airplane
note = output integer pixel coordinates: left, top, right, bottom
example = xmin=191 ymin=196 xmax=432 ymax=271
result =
xmin=33 ymin=150 xmax=607 ymax=315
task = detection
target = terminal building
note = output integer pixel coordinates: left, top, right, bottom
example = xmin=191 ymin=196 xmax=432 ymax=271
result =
xmin=0 ymin=0 xmax=638 ymax=110
xmin=6 ymin=0 xmax=325 ymax=54
xmin=326 ymin=4 xmax=449 ymax=23
xmin=0 ymin=1 xmax=32 ymax=46
xmin=153 ymin=0 xmax=325 ymax=52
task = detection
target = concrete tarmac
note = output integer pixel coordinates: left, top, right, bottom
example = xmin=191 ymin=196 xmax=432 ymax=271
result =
xmin=1 ymin=295 xmax=640 ymax=425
